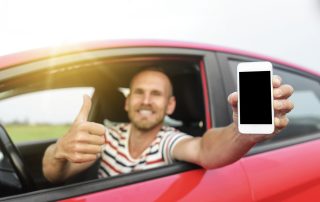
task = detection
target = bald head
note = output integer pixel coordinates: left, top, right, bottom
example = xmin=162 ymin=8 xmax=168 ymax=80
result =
xmin=130 ymin=70 xmax=173 ymax=97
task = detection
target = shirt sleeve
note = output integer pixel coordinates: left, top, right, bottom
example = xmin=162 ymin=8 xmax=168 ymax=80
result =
xmin=162 ymin=131 xmax=192 ymax=164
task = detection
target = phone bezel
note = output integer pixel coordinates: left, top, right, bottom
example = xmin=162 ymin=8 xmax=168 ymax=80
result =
xmin=237 ymin=62 xmax=274 ymax=134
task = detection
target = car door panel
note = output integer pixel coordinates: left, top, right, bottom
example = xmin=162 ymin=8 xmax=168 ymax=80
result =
xmin=217 ymin=51 xmax=320 ymax=201
xmin=241 ymin=139 xmax=320 ymax=201
xmin=60 ymin=162 xmax=252 ymax=202
xmin=17 ymin=139 xmax=55 ymax=186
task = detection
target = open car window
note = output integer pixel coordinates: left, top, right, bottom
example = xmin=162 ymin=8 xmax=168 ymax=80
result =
xmin=0 ymin=88 xmax=94 ymax=143
xmin=0 ymin=53 xmax=207 ymax=199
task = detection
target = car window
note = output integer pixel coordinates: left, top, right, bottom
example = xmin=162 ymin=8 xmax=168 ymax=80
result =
xmin=227 ymin=59 xmax=320 ymax=143
xmin=0 ymin=50 xmax=210 ymax=200
xmin=0 ymin=88 xmax=94 ymax=143
xmin=272 ymin=69 xmax=320 ymax=139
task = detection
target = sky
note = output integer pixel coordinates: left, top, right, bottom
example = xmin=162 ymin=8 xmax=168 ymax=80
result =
xmin=0 ymin=0 xmax=320 ymax=124
xmin=0 ymin=0 xmax=320 ymax=70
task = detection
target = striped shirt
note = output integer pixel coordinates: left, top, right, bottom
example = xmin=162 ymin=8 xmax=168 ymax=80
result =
xmin=98 ymin=123 xmax=191 ymax=178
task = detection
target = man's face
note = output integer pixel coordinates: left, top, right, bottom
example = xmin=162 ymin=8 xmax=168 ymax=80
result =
xmin=125 ymin=71 xmax=176 ymax=131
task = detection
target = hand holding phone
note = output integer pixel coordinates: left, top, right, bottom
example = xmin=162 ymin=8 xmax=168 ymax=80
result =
xmin=237 ymin=61 xmax=274 ymax=134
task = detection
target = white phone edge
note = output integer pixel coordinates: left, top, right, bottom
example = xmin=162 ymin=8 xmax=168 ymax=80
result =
xmin=237 ymin=61 xmax=275 ymax=134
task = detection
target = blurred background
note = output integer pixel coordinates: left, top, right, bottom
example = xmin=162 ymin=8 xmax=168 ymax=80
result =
xmin=0 ymin=0 xmax=320 ymax=72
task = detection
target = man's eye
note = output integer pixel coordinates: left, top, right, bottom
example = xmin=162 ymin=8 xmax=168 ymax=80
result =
xmin=151 ymin=91 xmax=162 ymax=96
xmin=133 ymin=89 xmax=143 ymax=95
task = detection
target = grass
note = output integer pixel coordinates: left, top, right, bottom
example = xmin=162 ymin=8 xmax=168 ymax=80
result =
xmin=4 ymin=124 xmax=70 ymax=143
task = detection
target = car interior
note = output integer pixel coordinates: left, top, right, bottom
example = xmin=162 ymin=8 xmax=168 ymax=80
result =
xmin=0 ymin=55 xmax=207 ymax=197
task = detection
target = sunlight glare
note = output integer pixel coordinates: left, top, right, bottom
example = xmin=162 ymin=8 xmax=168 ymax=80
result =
xmin=0 ymin=0 xmax=134 ymax=54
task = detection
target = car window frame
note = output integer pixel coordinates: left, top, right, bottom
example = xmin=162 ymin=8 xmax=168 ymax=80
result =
xmin=0 ymin=47 xmax=223 ymax=201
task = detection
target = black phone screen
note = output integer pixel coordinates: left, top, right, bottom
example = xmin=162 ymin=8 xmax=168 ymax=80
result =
xmin=239 ymin=71 xmax=272 ymax=124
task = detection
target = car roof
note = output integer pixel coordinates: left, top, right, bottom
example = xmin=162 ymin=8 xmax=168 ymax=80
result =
xmin=0 ymin=39 xmax=319 ymax=77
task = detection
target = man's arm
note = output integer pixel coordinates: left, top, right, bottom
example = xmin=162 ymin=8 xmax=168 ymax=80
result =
xmin=42 ymin=95 xmax=105 ymax=183
xmin=173 ymin=75 xmax=294 ymax=169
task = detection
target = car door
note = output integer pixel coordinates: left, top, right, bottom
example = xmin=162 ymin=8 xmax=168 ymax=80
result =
xmin=218 ymin=52 xmax=320 ymax=201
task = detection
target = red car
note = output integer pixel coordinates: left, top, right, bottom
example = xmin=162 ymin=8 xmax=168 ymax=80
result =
xmin=0 ymin=40 xmax=319 ymax=201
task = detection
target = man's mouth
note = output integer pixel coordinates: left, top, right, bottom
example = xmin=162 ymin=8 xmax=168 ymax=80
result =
xmin=138 ymin=109 xmax=153 ymax=116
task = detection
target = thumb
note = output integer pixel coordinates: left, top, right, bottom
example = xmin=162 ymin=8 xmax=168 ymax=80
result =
xmin=228 ymin=92 xmax=238 ymax=113
xmin=75 ymin=94 xmax=92 ymax=123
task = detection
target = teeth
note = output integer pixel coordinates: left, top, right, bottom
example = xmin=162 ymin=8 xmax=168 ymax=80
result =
xmin=139 ymin=110 xmax=152 ymax=116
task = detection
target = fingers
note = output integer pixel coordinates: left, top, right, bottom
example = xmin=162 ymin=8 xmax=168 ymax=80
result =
xmin=275 ymin=116 xmax=290 ymax=130
xmin=73 ymin=143 xmax=102 ymax=154
xmin=57 ymin=132 xmax=104 ymax=163
xmin=228 ymin=92 xmax=238 ymax=108
xmin=75 ymin=132 xmax=105 ymax=145
xmin=56 ymin=95 xmax=108 ymax=164
xmin=78 ymin=122 xmax=106 ymax=136
xmin=273 ymin=84 xmax=294 ymax=99
xmin=273 ymin=99 xmax=294 ymax=113
xmin=73 ymin=122 xmax=106 ymax=145
xmin=75 ymin=95 xmax=92 ymax=123
xmin=272 ymin=75 xmax=282 ymax=88
xmin=67 ymin=140 xmax=103 ymax=163
xmin=228 ymin=92 xmax=238 ymax=117
xmin=67 ymin=153 xmax=99 ymax=163
xmin=228 ymin=74 xmax=294 ymax=137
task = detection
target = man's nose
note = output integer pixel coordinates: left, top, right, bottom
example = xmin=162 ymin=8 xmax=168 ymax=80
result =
xmin=142 ymin=93 xmax=152 ymax=105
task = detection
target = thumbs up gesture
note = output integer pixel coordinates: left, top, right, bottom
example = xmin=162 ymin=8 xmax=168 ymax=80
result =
xmin=54 ymin=95 xmax=106 ymax=163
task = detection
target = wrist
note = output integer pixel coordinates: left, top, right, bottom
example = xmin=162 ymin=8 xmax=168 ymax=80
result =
xmin=231 ymin=123 xmax=259 ymax=145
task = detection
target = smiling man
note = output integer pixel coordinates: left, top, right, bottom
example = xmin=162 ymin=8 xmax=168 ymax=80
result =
xmin=42 ymin=69 xmax=294 ymax=183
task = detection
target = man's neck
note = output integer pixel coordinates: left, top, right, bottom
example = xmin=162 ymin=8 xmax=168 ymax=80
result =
xmin=128 ymin=124 xmax=162 ymax=159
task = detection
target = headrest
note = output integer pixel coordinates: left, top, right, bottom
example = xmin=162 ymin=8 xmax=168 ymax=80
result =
xmin=170 ymin=73 xmax=205 ymax=124
xmin=92 ymin=88 xmax=128 ymax=123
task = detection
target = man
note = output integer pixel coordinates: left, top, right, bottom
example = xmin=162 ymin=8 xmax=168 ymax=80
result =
xmin=42 ymin=69 xmax=294 ymax=183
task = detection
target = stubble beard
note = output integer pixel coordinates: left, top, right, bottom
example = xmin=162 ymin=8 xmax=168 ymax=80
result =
xmin=128 ymin=108 xmax=165 ymax=131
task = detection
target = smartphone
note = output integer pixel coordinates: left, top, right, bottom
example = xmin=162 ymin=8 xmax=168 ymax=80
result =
xmin=237 ymin=61 xmax=274 ymax=134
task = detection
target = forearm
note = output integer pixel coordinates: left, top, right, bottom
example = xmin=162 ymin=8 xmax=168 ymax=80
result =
xmin=42 ymin=143 xmax=93 ymax=183
xmin=199 ymin=123 xmax=256 ymax=169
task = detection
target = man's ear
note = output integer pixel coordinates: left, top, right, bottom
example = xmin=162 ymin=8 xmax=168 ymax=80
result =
xmin=166 ymin=96 xmax=176 ymax=115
